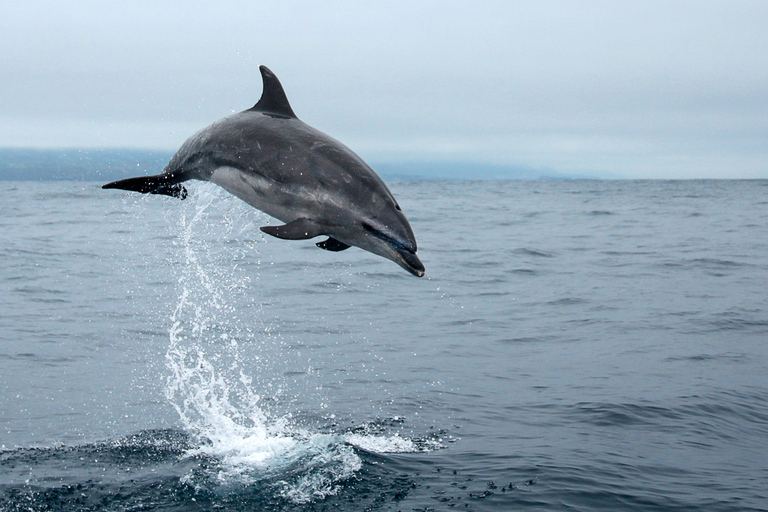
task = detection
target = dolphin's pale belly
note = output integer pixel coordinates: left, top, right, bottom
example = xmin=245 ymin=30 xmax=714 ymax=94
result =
xmin=209 ymin=166 xmax=302 ymax=224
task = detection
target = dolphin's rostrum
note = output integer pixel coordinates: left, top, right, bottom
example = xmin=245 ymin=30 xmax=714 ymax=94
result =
xmin=103 ymin=66 xmax=424 ymax=277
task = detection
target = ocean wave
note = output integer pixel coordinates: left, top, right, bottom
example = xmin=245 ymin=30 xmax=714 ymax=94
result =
xmin=0 ymin=428 xmax=422 ymax=511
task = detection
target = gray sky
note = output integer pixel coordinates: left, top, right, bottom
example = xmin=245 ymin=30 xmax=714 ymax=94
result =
xmin=2 ymin=1 xmax=767 ymax=178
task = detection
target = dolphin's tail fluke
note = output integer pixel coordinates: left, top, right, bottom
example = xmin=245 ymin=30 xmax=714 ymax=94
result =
xmin=102 ymin=173 xmax=188 ymax=199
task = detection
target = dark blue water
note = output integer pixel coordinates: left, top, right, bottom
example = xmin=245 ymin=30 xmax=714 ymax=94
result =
xmin=1 ymin=179 xmax=767 ymax=511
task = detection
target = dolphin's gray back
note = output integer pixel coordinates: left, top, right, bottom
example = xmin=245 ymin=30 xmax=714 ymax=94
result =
xmin=165 ymin=111 xmax=398 ymax=226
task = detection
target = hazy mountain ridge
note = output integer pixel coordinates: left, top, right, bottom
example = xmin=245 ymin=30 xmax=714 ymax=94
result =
xmin=0 ymin=148 xmax=175 ymax=182
xmin=0 ymin=148 xmax=579 ymax=181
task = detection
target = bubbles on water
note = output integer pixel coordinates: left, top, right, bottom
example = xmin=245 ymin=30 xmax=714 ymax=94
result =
xmin=344 ymin=433 xmax=417 ymax=453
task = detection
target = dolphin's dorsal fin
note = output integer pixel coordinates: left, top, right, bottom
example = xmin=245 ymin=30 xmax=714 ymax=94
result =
xmin=249 ymin=65 xmax=297 ymax=119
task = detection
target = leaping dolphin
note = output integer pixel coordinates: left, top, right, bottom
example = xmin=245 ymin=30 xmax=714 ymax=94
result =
xmin=103 ymin=66 xmax=424 ymax=277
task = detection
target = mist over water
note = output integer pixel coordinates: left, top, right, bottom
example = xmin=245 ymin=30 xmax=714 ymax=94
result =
xmin=1 ymin=179 xmax=767 ymax=511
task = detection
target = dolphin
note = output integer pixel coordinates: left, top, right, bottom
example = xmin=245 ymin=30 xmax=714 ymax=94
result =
xmin=103 ymin=66 xmax=424 ymax=277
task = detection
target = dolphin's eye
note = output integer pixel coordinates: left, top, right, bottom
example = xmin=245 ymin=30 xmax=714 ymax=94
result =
xmin=362 ymin=222 xmax=385 ymax=239
xmin=362 ymin=222 xmax=402 ymax=249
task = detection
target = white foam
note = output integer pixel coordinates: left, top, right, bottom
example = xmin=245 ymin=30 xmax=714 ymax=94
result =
xmin=162 ymin=186 xmax=447 ymax=503
xmin=344 ymin=433 xmax=418 ymax=453
xmin=165 ymin=187 xmax=363 ymax=502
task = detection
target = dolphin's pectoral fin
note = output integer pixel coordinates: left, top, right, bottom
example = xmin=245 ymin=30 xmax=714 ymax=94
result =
xmin=316 ymin=237 xmax=351 ymax=252
xmin=260 ymin=218 xmax=324 ymax=240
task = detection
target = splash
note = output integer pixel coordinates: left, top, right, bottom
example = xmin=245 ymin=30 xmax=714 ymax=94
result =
xmin=160 ymin=184 xmax=358 ymax=502
xmin=162 ymin=184 xmax=434 ymax=503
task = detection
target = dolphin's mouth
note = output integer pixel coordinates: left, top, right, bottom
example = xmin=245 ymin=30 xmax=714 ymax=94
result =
xmin=397 ymin=247 xmax=425 ymax=277
xmin=362 ymin=222 xmax=424 ymax=277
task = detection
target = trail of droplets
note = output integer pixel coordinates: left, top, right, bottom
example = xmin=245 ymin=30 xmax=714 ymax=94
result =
xmin=162 ymin=185 xmax=364 ymax=503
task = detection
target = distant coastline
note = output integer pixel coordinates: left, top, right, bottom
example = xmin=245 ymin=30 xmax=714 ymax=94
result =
xmin=0 ymin=148 xmax=175 ymax=182
xmin=0 ymin=148 xmax=582 ymax=181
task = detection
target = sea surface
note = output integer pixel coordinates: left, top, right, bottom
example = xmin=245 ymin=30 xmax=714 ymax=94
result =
xmin=1 ymin=179 xmax=767 ymax=511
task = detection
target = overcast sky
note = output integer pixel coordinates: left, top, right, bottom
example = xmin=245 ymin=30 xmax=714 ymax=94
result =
xmin=2 ymin=1 xmax=767 ymax=178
